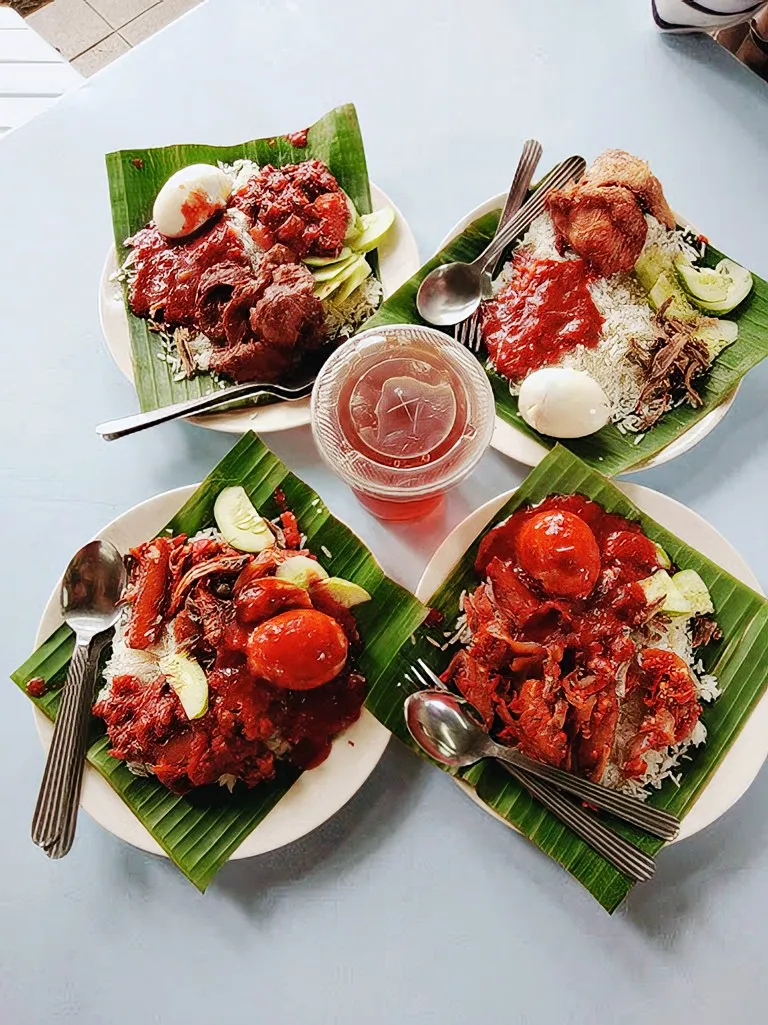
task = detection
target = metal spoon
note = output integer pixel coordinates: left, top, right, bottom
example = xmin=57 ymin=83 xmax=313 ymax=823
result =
xmin=405 ymin=689 xmax=663 ymax=882
xmin=416 ymin=154 xmax=586 ymax=326
xmin=490 ymin=139 xmax=543 ymax=273
xmin=31 ymin=540 xmax=126 ymax=858
xmin=406 ymin=688 xmax=678 ymax=838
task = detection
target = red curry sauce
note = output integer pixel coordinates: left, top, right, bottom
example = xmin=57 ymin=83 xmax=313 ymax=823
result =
xmin=481 ymin=256 xmax=604 ymax=380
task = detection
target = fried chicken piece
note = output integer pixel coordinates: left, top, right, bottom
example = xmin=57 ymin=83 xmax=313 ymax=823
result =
xmin=546 ymin=180 xmax=648 ymax=276
xmin=586 ymin=149 xmax=675 ymax=230
xmin=544 ymin=149 xmax=676 ymax=276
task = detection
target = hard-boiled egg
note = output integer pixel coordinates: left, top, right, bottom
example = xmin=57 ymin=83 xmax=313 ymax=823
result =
xmin=518 ymin=367 xmax=611 ymax=439
xmin=152 ymin=164 xmax=232 ymax=239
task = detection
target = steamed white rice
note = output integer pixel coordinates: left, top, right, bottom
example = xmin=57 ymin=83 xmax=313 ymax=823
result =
xmin=604 ymin=614 xmax=720 ymax=797
xmin=492 ymin=213 xmax=703 ymax=432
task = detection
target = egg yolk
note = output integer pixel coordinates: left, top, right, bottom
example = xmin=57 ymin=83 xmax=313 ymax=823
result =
xmin=515 ymin=509 xmax=601 ymax=599
xmin=246 ymin=608 xmax=348 ymax=690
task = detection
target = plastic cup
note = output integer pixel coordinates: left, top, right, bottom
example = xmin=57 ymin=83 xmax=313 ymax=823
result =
xmin=311 ymin=325 xmax=495 ymax=521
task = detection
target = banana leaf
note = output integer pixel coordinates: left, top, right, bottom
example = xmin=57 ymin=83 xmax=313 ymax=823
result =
xmin=363 ymin=208 xmax=768 ymax=476
xmin=105 ymin=103 xmax=375 ymax=413
xmin=11 ymin=433 xmax=427 ymax=890
xmin=364 ymin=444 xmax=768 ymax=911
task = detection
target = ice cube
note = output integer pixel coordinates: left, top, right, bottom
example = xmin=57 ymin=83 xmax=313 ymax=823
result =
xmin=358 ymin=376 xmax=456 ymax=459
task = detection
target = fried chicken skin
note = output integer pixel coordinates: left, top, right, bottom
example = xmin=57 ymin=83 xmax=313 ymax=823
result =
xmin=585 ymin=149 xmax=675 ymax=229
xmin=546 ymin=181 xmax=648 ymax=276
xmin=544 ymin=150 xmax=675 ymax=276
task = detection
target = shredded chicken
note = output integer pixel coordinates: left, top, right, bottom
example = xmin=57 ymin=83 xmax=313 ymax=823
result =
xmin=691 ymin=616 xmax=723 ymax=649
xmin=173 ymin=327 xmax=196 ymax=378
xmin=632 ymin=299 xmax=711 ymax=430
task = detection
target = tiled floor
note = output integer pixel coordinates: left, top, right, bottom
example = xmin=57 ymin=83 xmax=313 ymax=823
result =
xmin=25 ymin=0 xmax=203 ymax=75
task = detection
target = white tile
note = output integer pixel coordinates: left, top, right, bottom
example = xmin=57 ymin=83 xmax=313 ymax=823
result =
xmin=27 ymin=0 xmax=111 ymax=59
xmin=72 ymin=31 xmax=130 ymax=75
xmin=0 ymin=62 xmax=81 ymax=94
xmin=0 ymin=8 xmax=25 ymax=28
xmin=0 ymin=21 xmax=69 ymax=62
xmin=85 ymin=0 xmax=159 ymax=31
xmin=120 ymin=0 xmax=202 ymax=46
xmin=0 ymin=94 xmax=66 ymax=131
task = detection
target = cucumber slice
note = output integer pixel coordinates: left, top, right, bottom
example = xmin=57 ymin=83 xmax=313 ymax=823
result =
xmin=672 ymin=569 xmax=714 ymax=616
xmin=311 ymin=577 xmax=371 ymax=608
xmin=693 ymin=318 xmax=738 ymax=359
xmin=213 ymin=486 xmax=275 ymax=553
xmin=653 ymin=542 xmax=672 ymax=570
xmin=343 ymin=191 xmax=363 ymax=242
xmin=311 ymin=253 xmax=358 ymax=282
xmin=350 ymin=207 xmax=395 ymax=254
xmin=314 ymin=255 xmax=368 ymax=301
xmin=674 ymin=256 xmax=752 ymax=315
xmin=303 ymin=246 xmax=351 ymax=268
xmin=334 ymin=258 xmax=372 ymax=303
xmin=639 ymin=570 xmax=692 ymax=617
xmin=159 ymin=653 xmax=208 ymax=719
xmin=675 ymin=261 xmax=728 ymax=303
xmin=275 ymin=555 xmax=328 ymax=590
xmin=648 ymin=272 xmax=698 ymax=322
xmin=718 ymin=258 xmax=752 ymax=298
xmin=634 ymin=246 xmax=671 ymax=293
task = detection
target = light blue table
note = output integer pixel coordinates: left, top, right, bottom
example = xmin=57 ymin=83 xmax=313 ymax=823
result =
xmin=2 ymin=1 xmax=768 ymax=1021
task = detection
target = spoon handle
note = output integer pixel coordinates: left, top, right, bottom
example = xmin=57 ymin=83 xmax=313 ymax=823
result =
xmin=31 ymin=640 xmax=96 ymax=858
xmin=500 ymin=762 xmax=656 ymax=883
xmin=495 ymin=140 xmax=543 ymax=255
xmin=493 ymin=747 xmax=679 ymax=841
xmin=475 ymin=154 xmax=586 ymax=273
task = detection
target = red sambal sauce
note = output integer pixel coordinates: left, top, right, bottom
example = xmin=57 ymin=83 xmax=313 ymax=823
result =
xmin=480 ymin=255 xmax=604 ymax=381
xmin=476 ymin=494 xmax=661 ymax=641
xmin=231 ymin=159 xmax=349 ymax=259
xmin=180 ymin=188 xmax=220 ymax=235
xmin=286 ymin=128 xmax=310 ymax=148
xmin=128 ymin=215 xmax=247 ymax=323
xmin=93 ymin=532 xmax=367 ymax=795
xmin=447 ymin=496 xmax=696 ymax=780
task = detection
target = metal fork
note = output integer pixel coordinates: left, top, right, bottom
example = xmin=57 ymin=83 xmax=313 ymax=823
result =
xmin=410 ymin=657 xmax=678 ymax=839
xmin=456 ymin=138 xmax=543 ymax=355
xmin=405 ymin=660 xmax=660 ymax=882
xmin=96 ymin=375 xmax=315 ymax=441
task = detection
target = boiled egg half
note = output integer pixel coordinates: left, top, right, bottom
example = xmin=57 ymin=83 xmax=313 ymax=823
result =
xmin=152 ymin=163 xmax=232 ymax=239
xmin=518 ymin=367 xmax=611 ymax=439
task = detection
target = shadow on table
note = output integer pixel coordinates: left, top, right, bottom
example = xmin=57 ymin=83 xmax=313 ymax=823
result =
xmin=659 ymin=32 xmax=768 ymax=146
xmin=379 ymin=447 xmax=523 ymax=568
xmin=212 ymin=740 xmax=427 ymax=912
xmin=635 ymin=362 xmax=768 ymax=520
xmin=622 ymin=760 xmax=768 ymax=945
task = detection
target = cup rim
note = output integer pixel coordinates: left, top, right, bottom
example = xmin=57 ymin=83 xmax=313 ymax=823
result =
xmin=310 ymin=324 xmax=495 ymax=500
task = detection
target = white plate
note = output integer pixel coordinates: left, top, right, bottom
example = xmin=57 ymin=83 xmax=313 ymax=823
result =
xmin=99 ymin=183 xmax=420 ymax=435
xmin=416 ymin=484 xmax=768 ymax=843
xmin=33 ymin=486 xmax=390 ymax=860
xmin=437 ymin=194 xmax=739 ymax=474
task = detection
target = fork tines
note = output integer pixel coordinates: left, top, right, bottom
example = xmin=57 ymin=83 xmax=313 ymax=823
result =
xmin=406 ymin=658 xmax=447 ymax=692
xmin=455 ymin=313 xmax=483 ymax=355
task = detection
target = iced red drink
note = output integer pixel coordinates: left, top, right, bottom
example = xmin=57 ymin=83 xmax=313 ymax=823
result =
xmin=311 ymin=326 xmax=494 ymax=521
